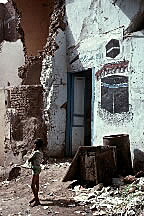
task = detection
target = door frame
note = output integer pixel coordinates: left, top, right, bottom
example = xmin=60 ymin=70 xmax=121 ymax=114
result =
xmin=66 ymin=68 xmax=95 ymax=156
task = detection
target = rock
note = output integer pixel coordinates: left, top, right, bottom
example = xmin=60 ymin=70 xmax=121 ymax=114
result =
xmin=67 ymin=180 xmax=79 ymax=189
xmin=24 ymin=209 xmax=31 ymax=216
xmin=126 ymin=210 xmax=135 ymax=216
xmin=92 ymin=211 xmax=100 ymax=216
xmin=88 ymin=193 xmax=96 ymax=200
xmin=74 ymin=211 xmax=81 ymax=214
xmin=8 ymin=166 xmax=21 ymax=181
xmin=52 ymin=179 xmax=58 ymax=182
xmin=68 ymin=204 xmax=76 ymax=207
xmin=112 ymin=178 xmax=124 ymax=187
xmin=123 ymin=175 xmax=136 ymax=184
xmin=128 ymin=186 xmax=137 ymax=193
xmin=90 ymin=204 xmax=97 ymax=210
xmin=139 ymin=185 xmax=144 ymax=192
xmin=92 ymin=183 xmax=103 ymax=191
xmin=43 ymin=206 xmax=49 ymax=210
xmin=138 ymin=177 xmax=144 ymax=186
xmin=135 ymin=171 xmax=144 ymax=178
xmin=99 ymin=210 xmax=106 ymax=215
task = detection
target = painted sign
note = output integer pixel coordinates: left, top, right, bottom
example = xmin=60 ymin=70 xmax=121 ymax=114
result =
xmin=96 ymin=61 xmax=129 ymax=81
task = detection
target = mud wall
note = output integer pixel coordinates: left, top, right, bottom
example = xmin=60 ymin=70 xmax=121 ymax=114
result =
xmin=66 ymin=0 xmax=144 ymax=168
xmin=0 ymin=0 xmax=66 ymax=160
xmin=10 ymin=85 xmax=43 ymax=119
xmin=0 ymin=0 xmax=67 ymax=165
xmin=13 ymin=0 xmax=67 ymax=157
xmin=4 ymin=85 xmax=47 ymax=166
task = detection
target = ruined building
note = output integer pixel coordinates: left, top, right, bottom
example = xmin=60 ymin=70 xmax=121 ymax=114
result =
xmin=0 ymin=0 xmax=144 ymax=173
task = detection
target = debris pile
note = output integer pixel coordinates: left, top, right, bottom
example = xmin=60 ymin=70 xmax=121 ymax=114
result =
xmin=73 ymin=177 xmax=144 ymax=215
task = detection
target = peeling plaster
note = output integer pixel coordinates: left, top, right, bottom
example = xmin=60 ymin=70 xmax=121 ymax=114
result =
xmin=66 ymin=0 xmax=144 ymax=168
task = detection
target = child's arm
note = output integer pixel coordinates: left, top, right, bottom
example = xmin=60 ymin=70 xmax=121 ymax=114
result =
xmin=28 ymin=157 xmax=33 ymax=163
xmin=28 ymin=152 xmax=39 ymax=163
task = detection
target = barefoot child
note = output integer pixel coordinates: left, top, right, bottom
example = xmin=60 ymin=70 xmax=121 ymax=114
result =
xmin=28 ymin=138 xmax=43 ymax=206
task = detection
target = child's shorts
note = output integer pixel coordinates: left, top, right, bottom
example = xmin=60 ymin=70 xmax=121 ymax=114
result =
xmin=32 ymin=166 xmax=41 ymax=175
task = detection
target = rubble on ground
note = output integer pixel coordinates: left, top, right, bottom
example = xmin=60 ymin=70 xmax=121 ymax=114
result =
xmin=73 ymin=177 xmax=144 ymax=216
xmin=1 ymin=159 xmax=144 ymax=215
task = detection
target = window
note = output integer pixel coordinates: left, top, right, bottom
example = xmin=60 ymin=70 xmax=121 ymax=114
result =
xmin=101 ymin=75 xmax=129 ymax=114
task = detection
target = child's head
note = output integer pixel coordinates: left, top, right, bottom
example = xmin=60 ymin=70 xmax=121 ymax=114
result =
xmin=34 ymin=138 xmax=43 ymax=150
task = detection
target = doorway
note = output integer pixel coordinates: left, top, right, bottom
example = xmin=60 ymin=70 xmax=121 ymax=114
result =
xmin=66 ymin=69 xmax=92 ymax=156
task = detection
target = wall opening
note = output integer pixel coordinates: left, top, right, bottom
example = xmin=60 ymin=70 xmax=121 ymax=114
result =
xmin=13 ymin=0 xmax=55 ymax=57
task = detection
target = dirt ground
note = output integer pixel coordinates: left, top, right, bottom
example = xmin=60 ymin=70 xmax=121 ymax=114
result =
xmin=0 ymin=159 xmax=91 ymax=216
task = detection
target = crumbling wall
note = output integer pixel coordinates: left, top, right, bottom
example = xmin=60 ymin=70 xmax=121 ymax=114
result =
xmin=0 ymin=0 xmax=67 ymax=162
xmin=11 ymin=0 xmax=67 ymax=157
xmin=12 ymin=0 xmax=55 ymax=85
xmin=4 ymin=85 xmax=47 ymax=166
xmin=41 ymin=0 xmax=67 ymax=157
xmin=0 ymin=0 xmax=55 ymax=165
xmin=10 ymin=85 xmax=43 ymax=119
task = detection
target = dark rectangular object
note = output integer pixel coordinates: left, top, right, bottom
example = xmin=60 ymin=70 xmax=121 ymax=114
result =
xmin=63 ymin=146 xmax=117 ymax=186
xmin=103 ymin=134 xmax=133 ymax=176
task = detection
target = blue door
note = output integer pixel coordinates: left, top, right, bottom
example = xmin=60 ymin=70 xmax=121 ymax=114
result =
xmin=66 ymin=70 xmax=92 ymax=156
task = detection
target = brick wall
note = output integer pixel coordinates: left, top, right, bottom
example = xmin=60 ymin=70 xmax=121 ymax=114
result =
xmin=10 ymin=85 xmax=43 ymax=119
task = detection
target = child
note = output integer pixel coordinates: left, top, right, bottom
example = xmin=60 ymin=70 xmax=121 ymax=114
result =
xmin=28 ymin=138 xmax=43 ymax=206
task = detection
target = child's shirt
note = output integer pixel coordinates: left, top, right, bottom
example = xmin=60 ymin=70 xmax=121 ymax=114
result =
xmin=30 ymin=149 xmax=43 ymax=169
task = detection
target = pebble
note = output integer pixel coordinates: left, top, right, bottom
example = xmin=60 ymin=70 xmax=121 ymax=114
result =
xmin=43 ymin=206 xmax=49 ymax=210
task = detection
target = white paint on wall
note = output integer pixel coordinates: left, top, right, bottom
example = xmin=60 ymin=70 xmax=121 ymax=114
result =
xmin=40 ymin=0 xmax=144 ymax=160
xmin=66 ymin=0 xmax=144 ymax=166
xmin=0 ymin=0 xmax=7 ymax=3
xmin=41 ymin=29 xmax=67 ymax=157
xmin=66 ymin=0 xmax=92 ymax=47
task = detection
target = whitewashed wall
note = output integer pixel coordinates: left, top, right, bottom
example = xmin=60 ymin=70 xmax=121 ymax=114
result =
xmin=66 ymin=0 xmax=144 ymax=166
xmin=41 ymin=29 xmax=67 ymax=157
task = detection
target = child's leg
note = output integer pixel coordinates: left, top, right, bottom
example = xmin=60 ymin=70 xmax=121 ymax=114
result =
xmin=31 ymin=175 xmax=37 ymax=200
xmin=35 ymin=174 xmax=39 ymax=201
